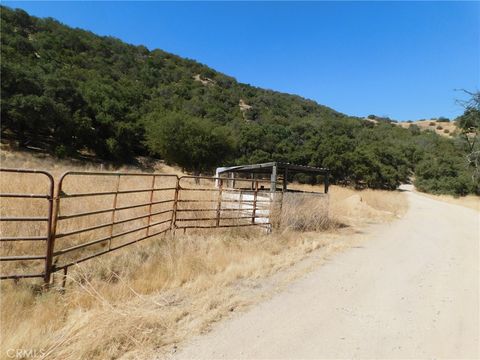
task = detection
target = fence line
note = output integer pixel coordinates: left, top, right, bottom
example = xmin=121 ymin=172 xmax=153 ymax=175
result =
xmin=0 ymin=169 xmax=279 ymax=285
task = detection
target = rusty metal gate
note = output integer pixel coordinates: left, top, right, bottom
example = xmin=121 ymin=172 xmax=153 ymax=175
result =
xmin=0 ymin=169 xmax=288 ymax=284
xmin=51 ymin=171 xmax=178 ymax=279
xmin=0 ymin=169 xmax=54 ymax=281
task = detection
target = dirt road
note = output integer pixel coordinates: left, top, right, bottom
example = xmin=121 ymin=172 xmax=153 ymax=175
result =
xmin=175 ymin=188 xmax=479 ymax=359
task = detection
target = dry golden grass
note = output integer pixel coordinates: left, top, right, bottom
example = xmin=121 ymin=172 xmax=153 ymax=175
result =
xmin=1 ymin=228 xmax=354 ymax=360
xmin=277 ymin=192 xmax=331 ymax=231
xmin=0 ymin=145 xmax=184 ymax=177
xmin=397 ymin=119 xmax=458 ymax=137
xmin=414 ymin=191 xmax=479 ymax=212
xmin=289 ymin=183 xmax=408 ymax=226
xmin=0 ymin=150 xmax=408 ymax=360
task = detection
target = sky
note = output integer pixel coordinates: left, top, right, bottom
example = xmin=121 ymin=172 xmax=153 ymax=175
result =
xmin=4 ymin=1 xmax=479 ymax=121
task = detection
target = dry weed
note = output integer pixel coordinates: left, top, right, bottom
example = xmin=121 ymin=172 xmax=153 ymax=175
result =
xmin=1 ymin=228 xmax=345 ymax=360
xmin=415 ymin=191 xmax=479 ymax=212
xmin=290 ymin=183 xmax=408 ymax=226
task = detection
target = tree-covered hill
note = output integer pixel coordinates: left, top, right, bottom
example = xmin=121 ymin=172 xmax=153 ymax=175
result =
xmin=1 ymin=6 xmax=478 ymax=195
xmin=1 ymin=6 xmax=342 ymax=157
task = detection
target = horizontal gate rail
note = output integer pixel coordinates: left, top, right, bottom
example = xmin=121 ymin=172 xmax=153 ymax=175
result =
xmin=175 ymin=208 xmax=268 ymax=212
xmin=57 ymin=199 xmax=174 ymax=220
xmin=176 ymin=199 xmax=271 ymax=204
xmin=53 ymin=227 xmax=171 ymax=271
xmin=0 ymin=255 xmax=47 ymax=261
xmin=1 ymin=273 xmax=45 ymax=280
xmin=55 ymin=209 xmax=173 ymax=239
xmin=0 ymin=193 xmax=51 ymax=199
xmin=60 ymin=187 xmax=177 ymax=198
xmin=53 ymin=218 xmax=173 ymax=257
xmin=0 ymin=217 xmax=49 ymax=222
xmin=175 ymin=176 xmax=274 ymax=231
xmin=0 ymin=235 xmax=48 ymax=242
xmin=179 ymin=223 xmax=268 ymax=230
xmin=176 ymin=216 xmax=266 ymax=222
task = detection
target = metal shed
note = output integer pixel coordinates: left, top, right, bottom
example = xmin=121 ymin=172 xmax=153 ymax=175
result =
xmin=215 ymin=162 xmax=329 ymax=193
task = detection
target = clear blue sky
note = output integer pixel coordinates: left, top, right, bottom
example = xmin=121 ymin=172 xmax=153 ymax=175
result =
xmin=4 ymin=1 xmax=479 ymax=121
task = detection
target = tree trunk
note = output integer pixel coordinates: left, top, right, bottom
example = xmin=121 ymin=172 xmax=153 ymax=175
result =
xmin=193 ymin=169 xmax=200 ymax=184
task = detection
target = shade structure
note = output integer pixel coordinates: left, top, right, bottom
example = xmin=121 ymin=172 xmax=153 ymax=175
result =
xmin=215 ymin=162 xmax=329 ymax=193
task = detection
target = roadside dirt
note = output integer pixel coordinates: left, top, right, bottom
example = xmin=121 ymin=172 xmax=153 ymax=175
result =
xmin=174 ymin=187 xmax=480 ymax=359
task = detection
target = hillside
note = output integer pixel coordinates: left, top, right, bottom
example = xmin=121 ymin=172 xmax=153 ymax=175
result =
xmin=364 ymin=115 xmax=458 ymax=138
xmin=0 ymin=6 xmax=344 ymax=157
xmin=398 ymin=119 xmax=458 ymax=137
xmin=1 ymin=6 xmax=478 ymax=195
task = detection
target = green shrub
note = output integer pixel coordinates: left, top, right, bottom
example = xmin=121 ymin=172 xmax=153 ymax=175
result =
xmin=293 ymin=173 xmax=314 ymax=184
xmin=414 ymin=152 xmax=476 ymax=196
xmin=437 ymin=117 xmax=450 ymax=123
xmin=54 ymin=145 xmax=68 ymax=158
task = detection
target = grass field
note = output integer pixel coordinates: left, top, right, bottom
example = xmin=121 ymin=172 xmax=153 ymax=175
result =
xmin=414 ymin=190 xmax=479 ymax=212
xmin=0 ymin=150 xmax=408 ymax=359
